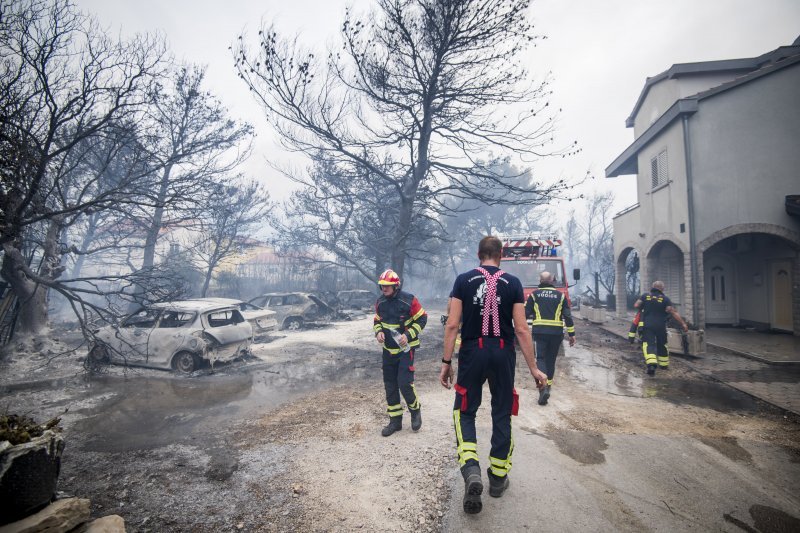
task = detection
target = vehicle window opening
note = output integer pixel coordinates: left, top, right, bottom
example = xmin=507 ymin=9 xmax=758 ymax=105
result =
xmin=158 ymin=311 xmax=194 ymax=328
xmin=207 ymin=310 xmax=245 ymax=327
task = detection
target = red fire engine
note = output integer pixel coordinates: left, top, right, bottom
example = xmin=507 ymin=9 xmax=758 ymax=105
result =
xmin=498 ymin=234 xmax=580 ymax=305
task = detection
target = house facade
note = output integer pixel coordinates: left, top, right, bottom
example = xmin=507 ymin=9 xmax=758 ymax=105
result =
xmin=606 ymin=39 xmax=800 ymax=336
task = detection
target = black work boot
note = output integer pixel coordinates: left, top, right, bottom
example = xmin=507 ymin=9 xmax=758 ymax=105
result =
xmin=410 ymin=408 xmax=422 ymax=431
xmin=461 ymin=464 xmax=483 ymax=514
xmin=487 ymin=468 xmax=510 ymax=498
xmin=381 ymin=417 xmax=402 ymax=437
xmin=646 ymin=364 xmax=657 ymax=376
xmin=538 ymin=385 xmax=551 ymax=406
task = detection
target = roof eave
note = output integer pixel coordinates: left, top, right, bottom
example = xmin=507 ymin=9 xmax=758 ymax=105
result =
xmin=606 ymin=99 xmax=698 ymax=178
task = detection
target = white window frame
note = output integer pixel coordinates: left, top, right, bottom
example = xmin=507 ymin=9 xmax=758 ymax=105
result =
xmin=650 ymin=148 xmax=668 ymax=189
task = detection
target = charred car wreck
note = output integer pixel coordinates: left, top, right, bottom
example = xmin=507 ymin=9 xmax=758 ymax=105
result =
xmin=88 ymin=300 xmax=253 ymax=373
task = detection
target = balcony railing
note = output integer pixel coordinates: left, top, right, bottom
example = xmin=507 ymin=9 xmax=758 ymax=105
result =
xmin=614 ymin=203 xmax=640 ymax=219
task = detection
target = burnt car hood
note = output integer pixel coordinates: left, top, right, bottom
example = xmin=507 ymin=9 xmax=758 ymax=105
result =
xmin=308 ymin=294 xmax=336 ymax=313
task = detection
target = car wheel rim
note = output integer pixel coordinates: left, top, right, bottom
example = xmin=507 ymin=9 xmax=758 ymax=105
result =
xmin=176 ymin=353 xmax=195 ymax=373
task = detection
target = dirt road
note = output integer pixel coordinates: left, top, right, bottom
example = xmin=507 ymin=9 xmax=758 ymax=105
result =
xmin=2 ymin=315 xmax=799 ymax=532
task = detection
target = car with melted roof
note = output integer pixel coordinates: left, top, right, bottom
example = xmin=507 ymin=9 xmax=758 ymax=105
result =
xmin=190 ymin=298 xmax=278 ymax=339
xmin=88 ymin=300 xmax=252 ymax=373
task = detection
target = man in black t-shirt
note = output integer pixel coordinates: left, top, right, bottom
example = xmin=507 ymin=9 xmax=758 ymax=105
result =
xmin=634 ymin=280 xmax=688 ymax=375
xmin=440 ymin=236 xmax=547 ymax=514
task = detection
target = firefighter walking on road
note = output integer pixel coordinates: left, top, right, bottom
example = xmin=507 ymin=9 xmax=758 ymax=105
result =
xmin=634 ymin=280 xmax=688 ymax=375
xmin=524 ymin=271 xmax=576 ymax=406
xmin=373 ymin=269 xmax=428 ymax=436
xmin=440 ymin=236 xmax=547 ymax=514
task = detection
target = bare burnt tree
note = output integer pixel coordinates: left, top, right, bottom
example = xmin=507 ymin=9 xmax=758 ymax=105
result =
xmin=132 ymin=64 xmax=254 ymax=276
xmin=191 ymin=179 xmax=271 ymax=297
xmin=270 ymin=153 xmax=407 ymax=282
xmin=235 ymin=0 xmax=579 ymax=279
xmin=438 ymin=160 xmax=558 ymax=274
xmin=0 ymin=0 xmax=165 ymax=336
xmin=66 ymin=121 xmax=152 ymax=280
xmin=571 ymin=191 xmax=615 ymax=295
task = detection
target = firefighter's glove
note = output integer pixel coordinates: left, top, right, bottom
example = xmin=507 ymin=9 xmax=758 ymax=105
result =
xmin=440 ymin=314 xmax=448 ymax=325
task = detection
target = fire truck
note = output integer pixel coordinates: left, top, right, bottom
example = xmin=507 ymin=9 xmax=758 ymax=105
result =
xmin=498 ymin=235 xmax=580 ymax=305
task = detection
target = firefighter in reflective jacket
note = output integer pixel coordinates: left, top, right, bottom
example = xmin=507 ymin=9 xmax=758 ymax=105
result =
xmin=524 ymin=271 xmax=575 ymax=406
xmin=373 ymin=269 xmax=428 ymax=437
xmin=634 ymin=280 xmax=688 ymax=376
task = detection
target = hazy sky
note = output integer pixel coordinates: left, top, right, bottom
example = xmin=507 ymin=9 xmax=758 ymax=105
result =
xmin=76 ymin=0 xmax=800 ymax=215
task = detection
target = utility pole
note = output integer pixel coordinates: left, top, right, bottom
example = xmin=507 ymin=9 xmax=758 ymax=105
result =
xmin=594 ymin=272 xmax=601 ymax=308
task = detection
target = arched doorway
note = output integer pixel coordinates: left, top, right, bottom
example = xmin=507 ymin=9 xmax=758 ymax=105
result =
xmin=646 ymin=240 xmax=685 ymax=313
xmin=699 ymin=226 xmax=800 ymax=334
xmin=615 ymin=245 xmax=643 ymax=317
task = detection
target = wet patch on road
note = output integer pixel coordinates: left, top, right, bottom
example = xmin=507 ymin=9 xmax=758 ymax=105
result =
xmin=727 ymin=505 xmax=800 ymax=533
xmin=544 ymin=428 xmax=608 ymax=465
xmin=73 ymin=374 xmax=254 ymax=452
xmin=698 ymin=436 xmax=753 ymax=463
xmin=750 ymin=504 xmax=800 ymax=533
xmin=641 ymin=378 xmax=759 ymax=413
xmin=205 ymin=447 xmax=240 ymax=481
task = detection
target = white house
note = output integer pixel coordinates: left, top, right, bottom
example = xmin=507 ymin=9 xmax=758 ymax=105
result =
xmin=606 ymin=38 xmax=800 ymax=336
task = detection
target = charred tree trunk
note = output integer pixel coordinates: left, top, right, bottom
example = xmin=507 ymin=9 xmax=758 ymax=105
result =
xmin=142 ymin=164 xmax=172 ymax=271
xmin=70 ymin=212 xmax=99 ymax=279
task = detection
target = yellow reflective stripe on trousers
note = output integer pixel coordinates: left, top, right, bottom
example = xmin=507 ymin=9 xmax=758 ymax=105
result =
xmin=408 ymin=384 xmax=420 ymax=410
xmin=489 ymin=433 xmax=514 ymax=477
xmin=453 ymin=409 xmax=479 ymax=466
xmin=387 ymin=403 xmax=403 ymax=416
xmin=658 ymin=355 xmax=670 ymax=367
xmin=641 ymin=342 xmax=657 ymax=365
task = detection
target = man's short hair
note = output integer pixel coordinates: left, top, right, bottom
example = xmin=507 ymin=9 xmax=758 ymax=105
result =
xmin=540 ymin=271 xmax=553 ymax=283
xmin=652 ymin=280 xmax=665 ymax=291
xmin=478 ymin=235 xmax=503 ymax=261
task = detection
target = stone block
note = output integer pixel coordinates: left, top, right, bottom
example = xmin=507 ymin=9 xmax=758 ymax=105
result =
xmin=0 ymin=498 xmax=90 ymax=533
xmin=0 ymin=431 xmax=65 ymax=524
xmin=80 ymin=515 xmax=126 ymax=533
xmin=667 ymin=329 xmax=706 ymax=356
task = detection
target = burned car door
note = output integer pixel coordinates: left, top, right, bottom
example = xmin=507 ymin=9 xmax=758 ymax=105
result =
xmin=113 ymin=308 xmax=161 ymax=362
xmin=147 ymin=310 xmax=197 ymax=365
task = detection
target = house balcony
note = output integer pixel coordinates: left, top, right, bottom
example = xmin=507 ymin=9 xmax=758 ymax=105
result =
xmin=612 ymin=203 xmax=642 ymax=251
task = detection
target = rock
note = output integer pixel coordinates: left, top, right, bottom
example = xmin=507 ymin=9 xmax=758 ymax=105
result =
xmin=0 ymin=431 xmax=65 ymax=524
xmin=0 ymin=498 xmax=90 ymax=533
xmin=80 ymin=515 xmax=126 ymax=533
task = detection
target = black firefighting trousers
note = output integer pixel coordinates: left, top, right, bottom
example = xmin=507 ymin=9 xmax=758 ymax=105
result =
xmin=641 ymin=326 xmax=669 ymax=367
xmin=452 ymin=337 xmax=518 ymax=478
xmin=534 ymin=333 xmax=563 ymax=384
xmin=382 ymin=348 xmax=420 ymax=418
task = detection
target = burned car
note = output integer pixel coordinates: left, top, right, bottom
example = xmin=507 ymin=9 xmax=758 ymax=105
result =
xmin=88 ymin=300 xmax=253 ymax=373
xmin=336 ymin=289 xmax=376 ymax=312
xmin=191 ymin=298 xmax=278 ymax=338
xmin=248 ymin=292 xmax=338 ymax=330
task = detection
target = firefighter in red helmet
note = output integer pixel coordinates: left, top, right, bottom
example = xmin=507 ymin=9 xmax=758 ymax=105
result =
xmin=373 ymin=269 xmax=428 ymax=436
